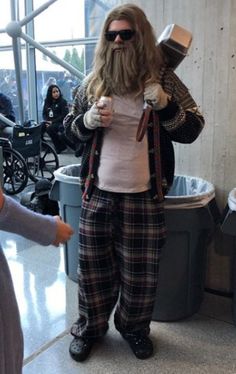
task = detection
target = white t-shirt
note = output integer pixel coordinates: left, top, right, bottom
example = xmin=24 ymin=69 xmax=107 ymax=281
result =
xmin=96 ymin=94 xmax=150 ymax=193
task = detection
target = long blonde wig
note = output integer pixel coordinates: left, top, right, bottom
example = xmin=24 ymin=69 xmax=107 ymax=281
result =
xmin=86 ymin=4 xmax=165 ymax=100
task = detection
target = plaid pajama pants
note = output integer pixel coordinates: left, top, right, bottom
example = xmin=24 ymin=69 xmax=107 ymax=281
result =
xmin=71 ymin=186 xmax=166 ymax=339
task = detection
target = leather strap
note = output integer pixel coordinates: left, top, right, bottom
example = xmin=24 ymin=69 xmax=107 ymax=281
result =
xmin=153 ymin=111 xmax=164 ymax=201
xmin=136 ymin=105 xmax=164 ymax=201
xmin=136 ymin=104 xmax=152 ymax=142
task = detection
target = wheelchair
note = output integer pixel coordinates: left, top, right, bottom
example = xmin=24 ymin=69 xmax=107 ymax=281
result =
xmin=1 ymin=121 xmax=59 ymax=195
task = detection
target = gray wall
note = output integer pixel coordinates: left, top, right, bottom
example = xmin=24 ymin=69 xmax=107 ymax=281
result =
xmin=119 ymin=0 xmax=236 ymax=292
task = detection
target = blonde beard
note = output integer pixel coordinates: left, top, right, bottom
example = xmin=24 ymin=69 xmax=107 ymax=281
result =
xmin=104 ymin=43 xmax=140 ymax=96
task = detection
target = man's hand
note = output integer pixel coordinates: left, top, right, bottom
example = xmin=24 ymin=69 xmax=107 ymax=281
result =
xmin=53 ymin=216 xmax=74 ymax=246
xmin=144 ymin=83 xmax=170 ymax=110
xmin=97 ymin=101 xmax=113 ymax=127
xmin=83 ymin=103 xmax=102 ymax=129
xmin=84 ymin=102 xmax=113 ymax=130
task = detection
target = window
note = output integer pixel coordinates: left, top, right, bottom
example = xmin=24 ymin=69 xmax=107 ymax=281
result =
xmin=0 ymin=0 xmax=116 ymax=124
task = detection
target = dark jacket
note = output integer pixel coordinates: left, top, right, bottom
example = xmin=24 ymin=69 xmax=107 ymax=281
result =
xmin=64 ymin=68 xmax=205 ymax=202
xmin=42 ymin=97 xmax=68 ymax=124
xmin=0 ymin=93 xmax=15 ymax=126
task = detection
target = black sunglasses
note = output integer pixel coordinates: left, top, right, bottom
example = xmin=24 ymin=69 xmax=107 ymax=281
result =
xmin=105 ymin=29 xmax=135 ymax=42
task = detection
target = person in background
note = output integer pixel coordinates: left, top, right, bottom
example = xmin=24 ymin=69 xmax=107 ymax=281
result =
xmin=41 ymin=76 xmax=56 ymax=104
xmin=0 ymin=92 xmax=16 ymax=138
xmin=0 ymin=187 xmax=73 ymax=374
xmin=57 ymin=71 xmax=73 ymax=105
xmin=41 ymin=84 xmax=72 ymax=154
xmin=0 ymin=76 xmax=17 ymax=100
xmin=64 ymin=3 xmax=204 ymax=362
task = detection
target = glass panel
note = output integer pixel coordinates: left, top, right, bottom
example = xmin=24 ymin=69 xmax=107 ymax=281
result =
xmin=85 ymin=0 xmax=117 ymax=37
xmin=0 ymin=0 xmax=117 ymax=124
xmin=0 ymin=3 xmax=12 ymax=46
xmin=0 ymin=34 xmax=12 ymax=47
xmin=19 ymin=0 xmax=26 ymax=20
xmin=0 ymin=2 xmax=11 ymax=27
xmin=0 ymin=0 xmax=25 ymax=46
xmin=33 ymin=0 xmax=117 ymax=41
xmin=33 ymin=0 xmax=85 ymax=40
xmin=0 ymin=50 xmax=28 ymax=124
xmin=35 ymin=44 xmax=95 ymax=120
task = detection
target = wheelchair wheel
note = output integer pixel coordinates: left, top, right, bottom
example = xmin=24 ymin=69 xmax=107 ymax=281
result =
xmin=27 ymin=141 xmax=59 ymax=182
xmin=3 ymin=148 xmax=28 ymax=195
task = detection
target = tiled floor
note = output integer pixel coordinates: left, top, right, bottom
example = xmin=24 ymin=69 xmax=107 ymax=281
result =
xmin=2 ymin=149 xmax=236 ymax=373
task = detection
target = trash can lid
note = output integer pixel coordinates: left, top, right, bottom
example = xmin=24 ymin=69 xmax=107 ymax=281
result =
xmin=228 ymin=188 xmax=236 ymax=211
xmin=53 ymin=164 xmax=81 ymax=184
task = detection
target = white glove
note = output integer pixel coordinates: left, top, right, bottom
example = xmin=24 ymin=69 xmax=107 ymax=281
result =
xmin=83 ymin=103 xmax=101 ymax=130
xmin=144 ymin=83 xmax=170 ymax=110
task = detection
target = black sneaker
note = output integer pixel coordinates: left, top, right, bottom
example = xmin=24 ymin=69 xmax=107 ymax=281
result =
xmin=69 ymin=337 xmax=94 ymax=362
xmin=122 ymin=332 xmax=153 ymax=359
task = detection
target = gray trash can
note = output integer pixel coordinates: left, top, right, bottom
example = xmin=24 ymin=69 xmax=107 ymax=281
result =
xmin=0 ymin=146 xmax=3 ymax=187
xmin=221 ymin=188 xmax=236 ymax=235
xmin=50 ymin=164 xmax=81 ymax=282
xmin=152 ymin=175 xmax=220 ymax=322
xmin=221 ymin=188 xmax=236 ymax=324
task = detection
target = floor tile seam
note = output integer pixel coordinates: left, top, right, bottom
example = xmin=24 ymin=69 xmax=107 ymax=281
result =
xmin=23 ymin=328 xmax=70 ymax=366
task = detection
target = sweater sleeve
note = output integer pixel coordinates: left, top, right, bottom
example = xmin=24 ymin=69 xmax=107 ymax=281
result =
xmin=0 ymin=196 xmax=57 ymax=246
xmin=63 ymin=80 xmax=94 ymax=143
xmin=158 ymin=69 xmax=205 ymax=144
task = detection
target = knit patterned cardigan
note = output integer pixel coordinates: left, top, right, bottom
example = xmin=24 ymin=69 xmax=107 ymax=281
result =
xmin=64 ymin=68 xmax=205 ymax=202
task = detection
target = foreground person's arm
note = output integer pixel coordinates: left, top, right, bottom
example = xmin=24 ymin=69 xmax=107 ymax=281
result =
xmin=0 ymin=189 xmax=73 ymax=246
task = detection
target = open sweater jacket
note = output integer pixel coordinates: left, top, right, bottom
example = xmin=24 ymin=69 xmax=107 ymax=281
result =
xmin=64 ymin=68 xmax=205 ymax=202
